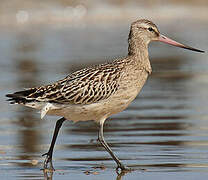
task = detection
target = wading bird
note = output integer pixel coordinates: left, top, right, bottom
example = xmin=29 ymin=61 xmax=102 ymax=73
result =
xmin=6 ymin=19 xmax=204 ymax=172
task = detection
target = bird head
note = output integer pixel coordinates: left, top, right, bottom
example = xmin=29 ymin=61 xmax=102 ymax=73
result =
xmin=129 ymin=19 xmax=204 ymax=53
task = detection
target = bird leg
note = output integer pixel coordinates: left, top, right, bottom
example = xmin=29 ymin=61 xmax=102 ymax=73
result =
xmin=98 ymin=120 xmax=130 ymax=172
xmin=42 ymin=117 xmax=66 ymax=171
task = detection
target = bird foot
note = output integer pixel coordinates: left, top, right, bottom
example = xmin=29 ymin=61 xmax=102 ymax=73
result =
xmin=116 ymin=164 xmax=133 ymax=174
xmin=42 ymin=152 xmax=55 ymax=171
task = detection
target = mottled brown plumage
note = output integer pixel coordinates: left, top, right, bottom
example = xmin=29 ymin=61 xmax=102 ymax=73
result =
xmin=34 ymin=62 xmax=122 ymax=104
xmin=7 ymin=19 xmax=156 ymax=108
xmin=6 ymin=19 xmax=203 ymax=172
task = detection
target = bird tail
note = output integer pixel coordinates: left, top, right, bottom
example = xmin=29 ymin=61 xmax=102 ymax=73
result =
xmin=6 ymin=88 xmax=37 ymax=105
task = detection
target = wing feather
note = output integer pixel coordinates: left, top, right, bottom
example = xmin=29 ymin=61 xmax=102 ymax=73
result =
xmin=7 ymin=62 xmax=123 ymax=105
xmin=59 ymin=65 xmax=122 ymax=104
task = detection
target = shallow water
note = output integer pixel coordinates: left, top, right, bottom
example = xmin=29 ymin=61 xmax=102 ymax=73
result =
xmin=1 ymin=20 xmax=208 ymax=180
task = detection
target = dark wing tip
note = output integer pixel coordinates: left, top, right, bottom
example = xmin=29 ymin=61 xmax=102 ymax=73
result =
xmin=6 ymin=93 xmax=17 ymax=98
xmin=6 ymin=89 xmax=37 ymax=104
xmin=6 ymin=93 xmax=24 ymax=104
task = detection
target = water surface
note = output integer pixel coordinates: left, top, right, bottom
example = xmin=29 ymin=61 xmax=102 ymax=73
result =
xmin=1 ymin=20 xmax=208 ymax=180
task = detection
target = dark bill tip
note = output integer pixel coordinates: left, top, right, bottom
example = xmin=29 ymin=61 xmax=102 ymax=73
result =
xmin=180 ymin=45 xmax=205 ymax=53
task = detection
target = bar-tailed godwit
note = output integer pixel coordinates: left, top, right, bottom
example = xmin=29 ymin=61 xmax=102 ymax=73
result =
xmin=6 ymin=19 xmax=204 ymax=172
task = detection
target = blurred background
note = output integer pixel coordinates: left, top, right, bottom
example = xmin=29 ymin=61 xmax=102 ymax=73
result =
xmin=0 ymin=1 xmax=208 ymax=180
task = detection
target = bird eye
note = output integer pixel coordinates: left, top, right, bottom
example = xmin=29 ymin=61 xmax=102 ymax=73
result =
xmin=148 ymin=27 xmax=154 ymax=32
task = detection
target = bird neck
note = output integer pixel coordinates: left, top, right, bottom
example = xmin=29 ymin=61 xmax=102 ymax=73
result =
xmin=128 ymin=37 xmax=149 ymax=58
xmin=127 ymin=37 xmax=152 ymax=74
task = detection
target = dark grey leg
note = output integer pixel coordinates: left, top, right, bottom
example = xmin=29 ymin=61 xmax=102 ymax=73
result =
xmin=42 ymin=117 xmax=66 ymax=170
xmin=98 ymin=119 xmax=130 ymax=172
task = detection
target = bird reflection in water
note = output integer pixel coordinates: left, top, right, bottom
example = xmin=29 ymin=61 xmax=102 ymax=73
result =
xmin=42 ymin=168 xmax=128 ymax=180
